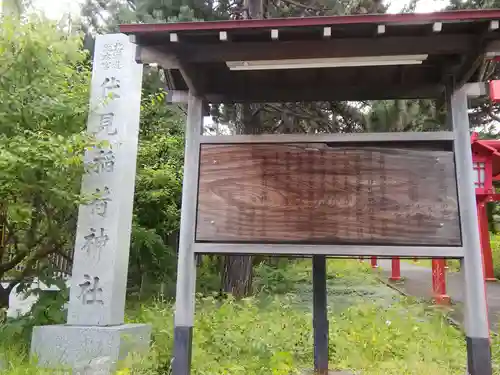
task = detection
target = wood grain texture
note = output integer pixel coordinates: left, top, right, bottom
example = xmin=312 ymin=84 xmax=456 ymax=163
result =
xmin=196 ymin=143 xmax=461 ymax=246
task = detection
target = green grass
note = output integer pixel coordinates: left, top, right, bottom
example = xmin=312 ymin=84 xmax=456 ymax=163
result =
xmin=492 ymin=234 xmax=500 ymax=279
xmin=0 ymin=259 xmax=497 ymax=375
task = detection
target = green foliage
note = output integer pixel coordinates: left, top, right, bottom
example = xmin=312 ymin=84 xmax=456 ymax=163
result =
xmin=117 ymin=262 xmax=474 ymax=375
xmin=0 ymin=16 xmax=93 ymax=290
xmin=253 ymin=260 xmax=308 ymax=294
xmin=0 ymin=17 xmax=90 ymax=136
xmin=0 ymin=275 xmax=68 ymax=354
xmin=127 ymin=90 xmax=186 ymax=295
xmin=0 ymin=286 xmax=68 ymax=343
xmin=0 ymin=15 xmax=188 ymax=302
xmin=366 ymin=99 xmax=446 ymax=132
xmin=81 ymin=0 xmax=226 ymax=34
xmin=197 ymin=257 xmax=223 ymax=294
xmin=128 ymin=224 xmax=176 ymax=296
xmin=2 ymin=260 xmax=500 ymax=375
xmin=448 ymin=0 xmax=500 ymax=10
xmin=490 ymin=234 xmax=500 ymax=279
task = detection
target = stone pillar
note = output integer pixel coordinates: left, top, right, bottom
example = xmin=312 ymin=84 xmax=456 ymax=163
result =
xmin=30 ymin=33 xmax=151 ymax=372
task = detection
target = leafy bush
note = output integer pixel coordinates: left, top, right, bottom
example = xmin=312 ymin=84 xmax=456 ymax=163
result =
xmin=120 ymin=260 xmax=473 ymax=375
xmin=0 ymin=279 xmax=68 ymax=344
xmin=0 ymin=15 xmax=94 ymax=302
xmin=0 ymin=260 xmax=493 ymax=375
xmin=197 ymin=256 xmax=223 ymax=295
xmin=253 ymin=262 xmax=300 ymax=294
xmin=122 ymin=294 xmax=471 ymax=375
xmin=491 ymin=234 xmax=500 ymax=279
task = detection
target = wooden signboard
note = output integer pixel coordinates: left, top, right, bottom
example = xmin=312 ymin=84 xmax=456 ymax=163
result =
xmin=196 ymin=143 xmax=461 ymax=246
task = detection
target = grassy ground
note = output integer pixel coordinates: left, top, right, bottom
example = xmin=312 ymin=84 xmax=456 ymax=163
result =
xmin=492 ymin=235 xmax=500 ymax=279
xmin=0 ymin=259 xmax=497 ymax=374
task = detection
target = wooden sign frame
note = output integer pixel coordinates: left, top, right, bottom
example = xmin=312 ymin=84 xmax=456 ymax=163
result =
xmin=192 ymin=131 xmax=463 ymax=258
xmin=172 ymin=85 xmax=492 ymax=375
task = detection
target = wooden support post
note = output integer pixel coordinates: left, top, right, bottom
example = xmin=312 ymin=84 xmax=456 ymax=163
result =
xmin=312 ymin=255 xmax=328 ymax=375
xmin=172 ymin=94 xmax=203 ymax=375
xmin=432 ymin=259 xmax=450 ymax=305
xmin=477 ymin=200 xmax=496 ymax=281
xmin=389 ymin=257 xmax=401 ymax=281
xmin=451 ymin=84 xmax=491 ymax=375
xmin=371 ymin=256 xmax=378 ymax=268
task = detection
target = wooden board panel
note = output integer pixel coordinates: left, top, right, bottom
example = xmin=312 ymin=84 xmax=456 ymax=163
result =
xmin=196 ymin=143 xmax=461 ymax=246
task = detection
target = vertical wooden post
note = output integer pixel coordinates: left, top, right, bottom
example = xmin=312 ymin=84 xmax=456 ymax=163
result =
xmin=477 ymin=200 xmax=496 ymax=281
xmin=370 ymin=256 xmax=378 ymax=268
xmin=313 ymin=255 xmax=328 ymax=375
xmin=432 ymin=259 xmax=450 ymax=305
xmin=173 ymin=94 xmax=203 ymax=375
xmin=389 ymin=257 xmax=401 ymax=281
xmin=451 ymin=85 xmax=491 ymax=375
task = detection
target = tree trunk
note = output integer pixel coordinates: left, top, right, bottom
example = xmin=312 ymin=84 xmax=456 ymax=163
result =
xmin=222 ymin=255 xmax=253 ymax=297
xmin=394 ymin=100 xmax=406 ymax=131
xmin=219 ymin=106 xmax=258 ymax=298
xmin=139 ymin=271 xmax=147 ymax=300
xmin=0 ymin=284 xmax=10 ymax=309
xmin=219 ymin=0 xmax=264 ymax=298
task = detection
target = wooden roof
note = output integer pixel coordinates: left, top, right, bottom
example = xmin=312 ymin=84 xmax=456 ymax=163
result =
xmin=120 ymin=10 xmax=500 ymax=103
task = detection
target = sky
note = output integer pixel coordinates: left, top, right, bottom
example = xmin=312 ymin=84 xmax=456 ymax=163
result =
xmin=30 ymin=0 xmax=84 ymax=19
xmin=25 ymin=0 xmax=450 ymax=20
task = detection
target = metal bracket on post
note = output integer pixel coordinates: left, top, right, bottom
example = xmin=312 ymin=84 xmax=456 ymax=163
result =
xmin=313 ymin=255 xmax=329 ymax=375
xmin=450 ymin=82 xmax=491 ymax=375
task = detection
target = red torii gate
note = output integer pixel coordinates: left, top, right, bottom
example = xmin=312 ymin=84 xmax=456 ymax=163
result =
xmin=373 ymin=131 xmax=500 ymax=303
xmin=430 ymin=132 xmax=500 ymax=303
xmin=472 ymin=131 xmax=500 ymax=281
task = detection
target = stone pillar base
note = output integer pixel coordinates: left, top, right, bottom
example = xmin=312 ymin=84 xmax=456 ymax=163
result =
xmin=433 ymin=294 xmax=451 ymax=305
xmin=30 ymin=323 xmax=151 ymax=373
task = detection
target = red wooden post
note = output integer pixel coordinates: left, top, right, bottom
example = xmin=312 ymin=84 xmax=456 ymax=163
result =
xmin=432 ymin=258 xmax=450 ymax=305
xmin=389 ymin=257 xmax=401 ymax=281
xmin=477 ymin=200 xmax=496 ymax=281
xmin=370 ymin=256 xmax=378 ymax=268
